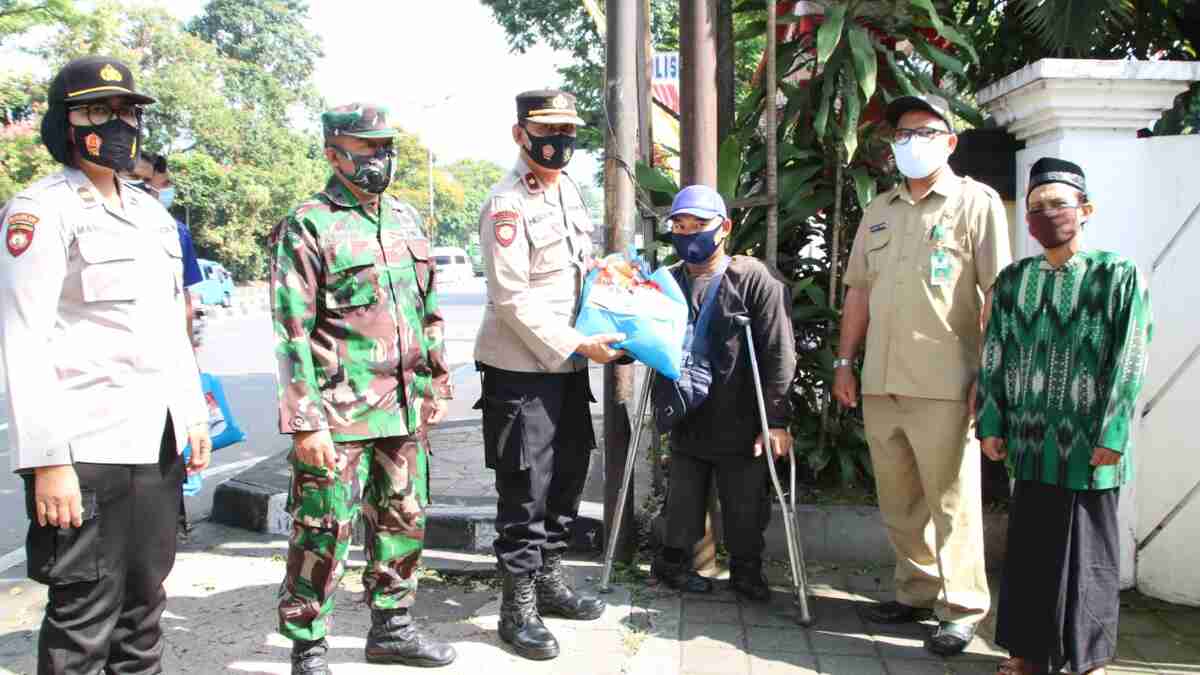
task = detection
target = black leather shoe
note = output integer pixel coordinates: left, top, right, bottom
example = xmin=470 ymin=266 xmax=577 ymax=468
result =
xmin=925 ymin=621 xmax=976 ymax=656
xmin=365 ymin=609 xmax=457 ymax=667
xmin=651 ymin=555 xmax=714 ymax=594
xmin=861 ymin=600 xmax=934 ymax=624
xmin=535 ymin=550 xmax=606 ymax=620
xmin=729 ymin=563 xmax=771 ymax=603
xmin=291 ymin=638 xmax=330 ymax=675
xmin=500 ymin=569 xmax=560 ymax=660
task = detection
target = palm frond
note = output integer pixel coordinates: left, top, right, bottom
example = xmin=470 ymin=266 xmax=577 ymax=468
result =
xmin=1016 ymin=0 xmax=1134 ymax=57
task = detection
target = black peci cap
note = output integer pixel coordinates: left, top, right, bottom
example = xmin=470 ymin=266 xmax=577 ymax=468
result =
xmin=516 ymin=89 xmax=586 ymax=126
xmin=1028 ymin=157 xmax=1087 ymax=196
xmin=48 ymin=56 xmax=156 ymax=105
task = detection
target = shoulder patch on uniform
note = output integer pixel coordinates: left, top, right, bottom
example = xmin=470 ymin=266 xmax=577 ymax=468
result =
xmin=5 ymin=213 xmax=37 ymax=257
xmin=522 ymin=172 xmax=543 ymax=194
xmin=493 ymin=210 xmax=520 ymax=247
xmin=869 ymin=222 xmax=887 ymax=233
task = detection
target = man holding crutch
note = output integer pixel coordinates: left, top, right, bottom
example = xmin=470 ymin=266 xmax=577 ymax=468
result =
xmin=833 ymin=95 xmax=1011 ymax=656
xmin=651 ymin=185 xmax=797 ymax=603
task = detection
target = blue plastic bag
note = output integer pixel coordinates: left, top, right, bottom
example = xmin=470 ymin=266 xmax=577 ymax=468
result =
xmin=200 ymin=372 xmax=245 ymax=451
xmin=182 ymin=372 xmax=246 ymax=496
xmin=575 ymin=256 xmax=688 ymax=380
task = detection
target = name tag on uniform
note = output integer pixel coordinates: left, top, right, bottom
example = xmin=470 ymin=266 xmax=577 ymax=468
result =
xmin=930 ymin=248 xmax=952 ymax=287
xmin=869 ymin=222 xmax=887 ymax=233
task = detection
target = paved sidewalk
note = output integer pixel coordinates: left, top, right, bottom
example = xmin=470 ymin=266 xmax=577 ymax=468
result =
xmin=3 ymin=519 xmax=1198 ymax=674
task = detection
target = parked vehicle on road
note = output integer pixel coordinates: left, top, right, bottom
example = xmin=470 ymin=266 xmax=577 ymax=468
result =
xmin=194 ymin=259 xmax=235 ymax=307
xmin=433 ymin=246 xmax=473 ymax=286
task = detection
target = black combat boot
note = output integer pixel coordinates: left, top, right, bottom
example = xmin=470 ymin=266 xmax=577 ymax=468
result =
xmin=499 ymin=568 xmax=560 ymax=660
xmin=290 ymin=638 xmax=330 ymax=675
xmin=364 ymin=608 xmax=457 ymax=667
xmin=729 ymin=558 xmax=772 ymax=603
xmin=535 ymin=550 xmax=606 ymax=620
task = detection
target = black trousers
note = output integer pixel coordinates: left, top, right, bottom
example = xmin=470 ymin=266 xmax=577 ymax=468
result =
xmin=996 ymin=480 xmax=1121 ymax=674
xmin=663 ymin=448 xmax=772 ymax=567
xmin=24 ymin=417 xmax=183 ymax=675
xmin=478 ymin=365 xmax=596 ymax=575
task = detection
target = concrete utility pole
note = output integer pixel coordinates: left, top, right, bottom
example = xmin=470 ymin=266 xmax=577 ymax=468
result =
xmin=680 ymin=0 xmax=719 ymax=188
xmin=602 ymin=0 xmax=639 ymax=565
xmin=679 ymin=0 xmax=721 ymax=575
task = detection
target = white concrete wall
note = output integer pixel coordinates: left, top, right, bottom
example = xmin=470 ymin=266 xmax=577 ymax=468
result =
xmin=1011 ymin=135 xmax=1200 ymax=600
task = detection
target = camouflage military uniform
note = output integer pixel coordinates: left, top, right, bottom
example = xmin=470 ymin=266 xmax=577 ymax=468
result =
xmin=270 ymin=162 xmax=449 ymax=642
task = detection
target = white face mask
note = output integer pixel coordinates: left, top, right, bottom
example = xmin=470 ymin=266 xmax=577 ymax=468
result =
xmin=891 ymin=137 xmax=950 ymax=180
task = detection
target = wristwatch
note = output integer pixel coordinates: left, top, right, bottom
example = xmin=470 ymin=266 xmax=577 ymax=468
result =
xmin=832 ymin=358 xmax=854 ymax=369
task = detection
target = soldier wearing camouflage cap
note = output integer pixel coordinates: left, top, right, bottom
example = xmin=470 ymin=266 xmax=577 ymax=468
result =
xmin=269 ymin=103 xmax=456 ymax=673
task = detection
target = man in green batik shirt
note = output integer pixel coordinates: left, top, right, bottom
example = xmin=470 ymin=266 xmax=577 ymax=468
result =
xmin=977 ymin=158 xmax=1152 ymax=675
xmin=270 ymin=103 xmax=456 ymax=674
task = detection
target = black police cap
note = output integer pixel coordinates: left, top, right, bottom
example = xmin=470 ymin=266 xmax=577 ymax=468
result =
xmin=516 ymin=89 xmax=586 ymax=126
xmin=48 ymin=56 xmax=156 ymax=106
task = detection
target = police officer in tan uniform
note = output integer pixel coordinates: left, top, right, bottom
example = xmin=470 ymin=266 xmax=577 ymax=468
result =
xmin=0 ymin=56 xmax=211 ymax=674
xmin=834 ymin=95 xmax=1011 ymax=656
xmin=474 ymin=90 xmax=625 ymax=661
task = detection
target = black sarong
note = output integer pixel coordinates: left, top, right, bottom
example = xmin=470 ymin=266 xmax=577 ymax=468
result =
xmin=996 ymin=480 xmax=1120 ymax=673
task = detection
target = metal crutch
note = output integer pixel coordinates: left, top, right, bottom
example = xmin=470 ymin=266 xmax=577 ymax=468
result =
xmin=734 ymin=315 xmax=814 ymax=626
xmin=598 ymin=365 xmax=655 ymax=593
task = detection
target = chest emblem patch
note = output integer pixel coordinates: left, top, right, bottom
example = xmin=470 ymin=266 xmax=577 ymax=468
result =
xmin=5 ymin=212 xmax=38 ymax=257
xmin=493 ymin=210 xmax=520 ymax=248
xmin=84 ymin=132 xmax=102 ymax=156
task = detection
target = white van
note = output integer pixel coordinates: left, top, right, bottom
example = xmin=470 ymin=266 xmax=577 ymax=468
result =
xmin=432 ymin=246 xmax=473 ymax=286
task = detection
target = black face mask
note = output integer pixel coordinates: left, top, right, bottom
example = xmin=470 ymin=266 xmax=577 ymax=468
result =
xmin=333 ymin=145 xmax=395 ymax=194
xmin=523 ymin=125 xmax=576 ymax=170
xmin=72 ymin=119 xmax=139 ymax=173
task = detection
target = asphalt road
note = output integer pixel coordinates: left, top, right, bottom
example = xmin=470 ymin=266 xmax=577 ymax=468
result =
xmin=0 ymin=276 xmax=488 ymax=576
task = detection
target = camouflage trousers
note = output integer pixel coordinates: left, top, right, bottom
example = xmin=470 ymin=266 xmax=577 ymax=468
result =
xmin=278 ymin=435 xmax=428 ymax=641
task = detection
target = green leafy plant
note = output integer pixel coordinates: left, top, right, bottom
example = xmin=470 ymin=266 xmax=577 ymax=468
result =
xmin=637 ymin=0 xmax=980 ymax=487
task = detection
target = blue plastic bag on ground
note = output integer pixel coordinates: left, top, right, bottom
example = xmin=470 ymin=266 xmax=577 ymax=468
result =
xmin=182 ymin=372 xmax=246 ymax=496
xmin=575 ymin=255 xmax=688 ymax=380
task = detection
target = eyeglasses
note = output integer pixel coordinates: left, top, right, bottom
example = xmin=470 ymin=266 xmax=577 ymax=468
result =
xmin=69 ymin=102 xmax=144 ymax=126
xmin=1028 ymin=201 xmax=1084 ymax=216
xmin=891 ymin=127 xmax=950 ymax=145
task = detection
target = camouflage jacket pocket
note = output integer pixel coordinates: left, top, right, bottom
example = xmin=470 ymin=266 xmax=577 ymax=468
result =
xmin=324 ymin=253 xmax=380 ymax=310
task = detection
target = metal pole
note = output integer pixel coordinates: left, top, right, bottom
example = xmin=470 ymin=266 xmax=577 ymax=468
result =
xmin=680 ymin=0 xmax=721 ymax=576
xmin=1138 ymin=477 xmax=1200 ymax=552
xmin=599 ymin=369 xmax=655 ymax=591
xmin=764 ymin=0 xmax=779 ymax=269
xmin=680 ymin=0 xmax=718 ymax=188
xmin=603 ymin=0 xmax=639 ymax=566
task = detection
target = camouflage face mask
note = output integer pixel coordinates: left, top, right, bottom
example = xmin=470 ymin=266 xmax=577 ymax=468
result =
xmin=332 ymin=144 xmax=395 ymax=194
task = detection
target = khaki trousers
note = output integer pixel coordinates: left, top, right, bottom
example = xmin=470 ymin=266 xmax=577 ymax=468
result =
xmin=863 ymin=394 xmax=991 ymax=624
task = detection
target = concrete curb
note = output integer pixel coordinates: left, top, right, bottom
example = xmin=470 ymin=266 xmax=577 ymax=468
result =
xmin=211 ymin=447 xmax=607 ymax=553
xmin=211 ymin=423 xmax=1008 ymax=566
xmin=651 ymin=504 xmax=1008 ymax=569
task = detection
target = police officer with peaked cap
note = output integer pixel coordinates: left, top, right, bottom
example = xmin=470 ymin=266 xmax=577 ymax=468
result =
xmin=0 ymin=55 xmax=212 ymax=674
xmin=474 ymin=89 xmax=626 ymax=660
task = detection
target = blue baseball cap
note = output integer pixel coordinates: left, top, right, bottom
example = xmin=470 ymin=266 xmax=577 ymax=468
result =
xmin=669 ymin=184 xmax=727 ymax=220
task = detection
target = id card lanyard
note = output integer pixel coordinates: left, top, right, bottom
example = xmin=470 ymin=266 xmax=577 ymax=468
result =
xmin=928 ymin=190 xmax=965 ymax=289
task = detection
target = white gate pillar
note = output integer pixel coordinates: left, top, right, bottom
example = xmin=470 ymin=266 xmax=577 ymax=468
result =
xmin=977 ymin=59 xmax=1200 ymax=591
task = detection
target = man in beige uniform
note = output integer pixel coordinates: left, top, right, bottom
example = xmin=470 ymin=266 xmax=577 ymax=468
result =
xmin=833 ymin=95 xmax=1011 ymax=656
xmin=474 ymin=89 xmax=625 ymax=661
